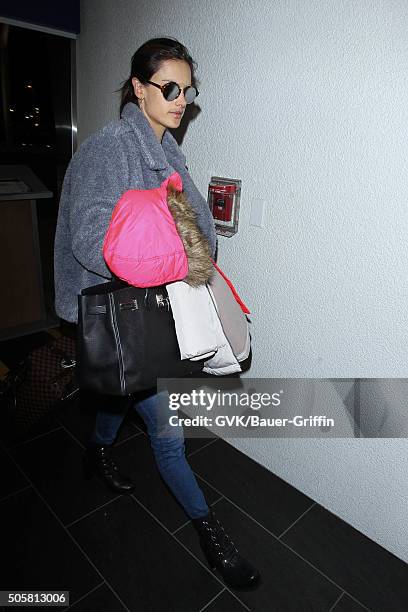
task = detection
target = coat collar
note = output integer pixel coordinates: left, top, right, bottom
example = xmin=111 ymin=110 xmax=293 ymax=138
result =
xmin=120 ymin=101 xmax=186 ymax=171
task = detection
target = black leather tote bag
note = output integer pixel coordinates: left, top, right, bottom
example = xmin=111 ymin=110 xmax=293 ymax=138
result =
xmin=77 ymin=279 xmax=204 ymax=395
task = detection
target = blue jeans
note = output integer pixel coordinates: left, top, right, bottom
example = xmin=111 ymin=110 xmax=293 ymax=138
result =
xmin=90 ymin=390 xmax=210 ymax=519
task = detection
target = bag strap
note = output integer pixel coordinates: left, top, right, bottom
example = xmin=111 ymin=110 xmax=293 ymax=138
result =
xmin=211 ymin=261 xmax=250 ymax=314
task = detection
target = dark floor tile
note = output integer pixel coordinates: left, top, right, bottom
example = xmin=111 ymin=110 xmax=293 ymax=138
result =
xmin=56 ymin=394 xmax=140 ymax=448
xmin=281 ymin=503 xmax=408 ymax=611
xmin=69 ymin=495 xmax=221 ymax=612
xmin=68 ymin=584 xmax=125 ymax=611
xmin=331 ymin=593 xmax=369 ymax=611
xmin=0 ymin=488 xmax=100 ymax=599
xmin=0 ymin=446 xmax=29 ymax=499
xmin=10 ymin=428 xmax=118 ymax=525
xmin=183 ymin=422 xmax=219 ymax=460
xmin=126 ymin=405 xmax=148 ymax=433
xmin=201 ymin=589 xmax=249 ymax=611
xmin=185 ymin=436 xmax=219 ymax=457
xmin=113 ymin=434 xmax=221 ymax=531
xmin=188 ymin=439 xmax=314 ymax=535
xmin=175 ymin=498 xmax=341 ymax=611
xmin=178 ymin=406 xmax=220 ymax=455
xmin=0 ymin=406 xmax=62 ymax=450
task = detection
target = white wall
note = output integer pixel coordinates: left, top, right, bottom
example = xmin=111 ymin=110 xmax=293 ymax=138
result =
xmin=77 ymin=0 xmax=408 ymax=562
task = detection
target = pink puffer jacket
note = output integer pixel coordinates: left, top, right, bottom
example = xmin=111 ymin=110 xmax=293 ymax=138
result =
xmin=103 ymin=172 xmax=188 ymax=287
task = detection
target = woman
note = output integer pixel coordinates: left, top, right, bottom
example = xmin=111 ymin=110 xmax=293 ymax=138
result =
xmin=54 ymin=37 xmax=260 ymax=589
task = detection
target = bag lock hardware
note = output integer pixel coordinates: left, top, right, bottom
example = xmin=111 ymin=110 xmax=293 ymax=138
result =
xmin=156 ymin=294 xmax=170 ymax=311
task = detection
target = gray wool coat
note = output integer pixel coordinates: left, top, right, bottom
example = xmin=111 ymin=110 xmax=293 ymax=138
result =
xmin=54 ymin=101 xmax=217 ymax=323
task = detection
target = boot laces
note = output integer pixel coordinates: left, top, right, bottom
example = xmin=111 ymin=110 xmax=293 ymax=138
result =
xmin=206 ymin=518 xmax=238 ymax=560
xmin=104 ymin=458 xmax=118 ymax=470
xmin=99 ymin=452 xmax=118 ymax=471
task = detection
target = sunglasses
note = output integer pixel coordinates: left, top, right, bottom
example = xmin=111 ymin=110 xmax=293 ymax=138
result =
xmin=145 ymin=80 xmax=199 ymax=104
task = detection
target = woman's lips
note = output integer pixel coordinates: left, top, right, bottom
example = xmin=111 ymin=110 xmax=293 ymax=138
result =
xmin=170 ymin=112 xmax=183 ymax=117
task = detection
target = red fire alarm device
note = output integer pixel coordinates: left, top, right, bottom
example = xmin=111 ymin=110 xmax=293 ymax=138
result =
xmin=207 ymin=176 xmax=241 ymax=237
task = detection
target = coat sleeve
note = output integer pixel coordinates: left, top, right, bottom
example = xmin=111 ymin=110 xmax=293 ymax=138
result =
xmin=68 ymin=134 xmax=129 ymax=278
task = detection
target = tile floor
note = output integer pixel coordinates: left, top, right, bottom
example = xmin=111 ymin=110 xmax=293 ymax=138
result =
xmin=1 ymin=332 xmax=408 ymax=611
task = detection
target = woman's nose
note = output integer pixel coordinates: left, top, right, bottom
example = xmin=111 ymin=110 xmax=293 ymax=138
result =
xmin=175 ymin=91 xmax=187 ymax=107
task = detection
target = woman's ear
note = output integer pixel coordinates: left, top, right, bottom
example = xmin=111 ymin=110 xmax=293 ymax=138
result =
xmin=131 ymin=77 xmax=145 ymax=101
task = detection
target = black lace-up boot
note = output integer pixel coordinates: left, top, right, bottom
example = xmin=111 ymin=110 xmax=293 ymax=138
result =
xmin=82 ymin=444 xmax=135 ymax=493
xmin=192 ymin=508 xmax=261 ymax=589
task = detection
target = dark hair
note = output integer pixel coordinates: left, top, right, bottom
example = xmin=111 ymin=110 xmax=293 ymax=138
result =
xmin=117 ymin=37 xmax=197 ymax=117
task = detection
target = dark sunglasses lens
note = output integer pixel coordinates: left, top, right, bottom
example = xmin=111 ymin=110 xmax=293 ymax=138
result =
xmin=184 ymin=86 xmax=197 ymax=104
xmin=163 ymin=82 xmax=180 ymax=101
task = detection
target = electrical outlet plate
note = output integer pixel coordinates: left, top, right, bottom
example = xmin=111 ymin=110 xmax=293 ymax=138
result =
xmin=250 ymin=199 xmax=265 ymax=228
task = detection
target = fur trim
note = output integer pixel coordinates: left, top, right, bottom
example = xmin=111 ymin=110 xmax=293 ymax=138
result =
xmin=167 ymin=186 xmax=214 ymax=286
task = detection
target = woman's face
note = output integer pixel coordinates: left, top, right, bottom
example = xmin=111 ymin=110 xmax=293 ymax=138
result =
xmin=132 ymin=59 xmax=192 ymax=141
